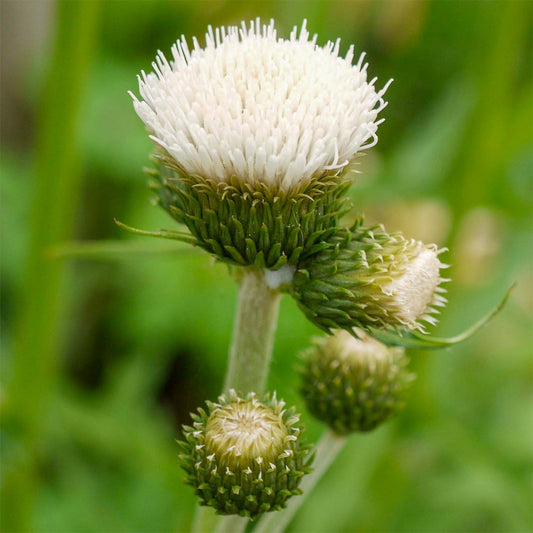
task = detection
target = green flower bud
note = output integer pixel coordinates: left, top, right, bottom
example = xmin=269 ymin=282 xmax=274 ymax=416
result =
xmin=147 ymin=155 xmax=350 ymax=269
xmin=300 ymin=329 xmax=415 ymax=434
xmin=178 ymin=390 xmax=313 ymax=519
xmin=291 ymin=221 xmax=448 ymax=334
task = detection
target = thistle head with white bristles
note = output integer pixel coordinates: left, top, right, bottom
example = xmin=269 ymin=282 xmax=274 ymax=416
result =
xmin=131 ymin=18 xmax=389 ymax=191
xmin=130 ymin=19 xmax=390 ymax=269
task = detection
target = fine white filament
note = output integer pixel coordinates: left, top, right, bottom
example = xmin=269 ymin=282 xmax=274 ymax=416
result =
xmin=383 ymin=247 xmax=448 ymax=328
xmin=130 ymin=19 xmax=391 ymax=190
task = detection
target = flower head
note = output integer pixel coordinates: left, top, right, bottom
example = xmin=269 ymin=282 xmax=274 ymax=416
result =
xmin=178 ymin=390 xmax=313 ymax=519
xmin=291 ymin=221 xmax=448 ymax=333
xmin=130 ymin=19 xmax=390 ymax=191
xmin=300 ymin=329 xmax=414 ymax=434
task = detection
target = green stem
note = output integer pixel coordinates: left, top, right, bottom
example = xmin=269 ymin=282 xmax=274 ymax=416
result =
xmin=191 ymin=268 xmax=282 ymax=533
xmin=223 ymin=269 xmax=282 ymax=394
xmin=50 ymin=238 xmax=199 ymax=260
xmin=214 ymin=514 xmax=249 ymax=533
xmin=189 ymin=506 xmax=218 ymax=533
xmin=253 ymin=429 xmax=348 ymax=533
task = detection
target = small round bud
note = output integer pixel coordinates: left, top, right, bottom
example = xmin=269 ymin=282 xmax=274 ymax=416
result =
xmin=178 ymin=390 xmax=313 ymax=519
xmin=300 ymin=330 xmax=415 ymax=434
xmin=291 ymin=221 xmax=448 ymax=334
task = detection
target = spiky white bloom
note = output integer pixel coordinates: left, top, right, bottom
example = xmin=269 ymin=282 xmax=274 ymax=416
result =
xmin=130 ymin=19 xmax=390 ymax=190
xmin=382 ymin=245 xmax=448 ymax=329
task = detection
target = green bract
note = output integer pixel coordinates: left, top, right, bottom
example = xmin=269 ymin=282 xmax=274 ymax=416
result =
xmin=291 ymin=220 xmax=446 ymax=334
xmin=178 ymin=390 xmax=313 ymax=519
xmin=300 ymin=330 xmax=415 ymax=434
xmin=148 ymin=153 xmax=351 ymax=269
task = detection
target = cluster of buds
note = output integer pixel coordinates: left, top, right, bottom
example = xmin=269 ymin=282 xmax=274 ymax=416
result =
xmin=130 ymin=19 xmax=450 ymax=519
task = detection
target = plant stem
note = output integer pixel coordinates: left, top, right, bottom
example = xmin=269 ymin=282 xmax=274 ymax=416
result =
xmin=189 ymin=506 xmax=218 ymax=533
xmin=253 ymin=429 xmax=348 ymax=533
xmin=214 ymin=514 xmax=249 ymax=533
xmin=191 ymin=268 xmax=282 ymax=533
xmin=223 ymin=269 xmax=282 ymax=395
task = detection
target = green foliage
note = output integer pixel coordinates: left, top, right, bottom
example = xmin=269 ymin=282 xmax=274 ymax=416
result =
xmin=1 ymin=1 xmax=531 ymax=532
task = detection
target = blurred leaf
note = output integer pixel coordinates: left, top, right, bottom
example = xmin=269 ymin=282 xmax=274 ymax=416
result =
xmin=49 ymin=239 xmax=201 ymax=260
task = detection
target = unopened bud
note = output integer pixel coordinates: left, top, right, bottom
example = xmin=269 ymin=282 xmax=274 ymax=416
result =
xmin=291 ymin=222 xmax=448 ymax=333
xmin=300 ymin=330 xmax=415 ymax=434
xmin=178 ymin=390 xmax=313 ymax=519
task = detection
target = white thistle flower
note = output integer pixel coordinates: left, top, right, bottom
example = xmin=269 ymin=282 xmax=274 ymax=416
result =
xmin=130 ymin=18 xmax=390 ymax=191
xmin=205 ymin=393 xmax=290 ymax=462
xmin=381 ymin=245 xmax=448 ymax=328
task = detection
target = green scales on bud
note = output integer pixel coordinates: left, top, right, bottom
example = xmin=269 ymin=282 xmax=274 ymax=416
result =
xmin=178 ymin=390 xmax=314 ymax=519
xmin=300 ymin=329 xmax=415 ymax=434
xmin=291 ymin=220 xmax=448 ymax=334
xmin=147 ymin=155 xmax=350 ymax=269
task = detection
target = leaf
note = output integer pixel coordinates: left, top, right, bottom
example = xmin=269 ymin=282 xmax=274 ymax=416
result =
xmin=114 ymin=219 xmax=197 ymax=244
xmin=370 ymin=284 xmax=515 ymax=350
xmin=48 ymin=239 xmax=200 ymax=260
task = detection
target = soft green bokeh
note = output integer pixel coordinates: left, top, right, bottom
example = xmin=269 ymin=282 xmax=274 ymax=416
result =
xmin=1 ymin=1 xmax=531 ymax=532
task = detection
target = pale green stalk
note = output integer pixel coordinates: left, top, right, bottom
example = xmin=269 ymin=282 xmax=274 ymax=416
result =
xmin=189 ymin=506 xmax=218 ymax=533
xmin=214 ymin=514 xmax=249 ymax=533
xmin=223 ymin=269 xmax=282 ymax=394
xmin=191 ymin=268 xmax=281 ymax=533
xmin=254 ymin=429 xmax=347 ymax=533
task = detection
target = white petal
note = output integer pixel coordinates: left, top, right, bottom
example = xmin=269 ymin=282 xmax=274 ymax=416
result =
xmin=130 ymin=19 xmax=390 ymax=190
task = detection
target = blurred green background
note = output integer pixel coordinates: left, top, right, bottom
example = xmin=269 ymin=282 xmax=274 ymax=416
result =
xmin=1 ymin=1 xmax=532 ymax=532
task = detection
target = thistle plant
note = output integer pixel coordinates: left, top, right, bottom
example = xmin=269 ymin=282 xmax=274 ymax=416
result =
xmin=125 ymin=17 xmax=509 ymax=533
xmin=129 ymin=19 xmax=389 ymax=270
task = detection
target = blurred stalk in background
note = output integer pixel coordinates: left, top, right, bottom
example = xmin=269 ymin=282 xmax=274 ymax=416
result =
xmin=2 ymin=1 xmax=100 ymax=530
